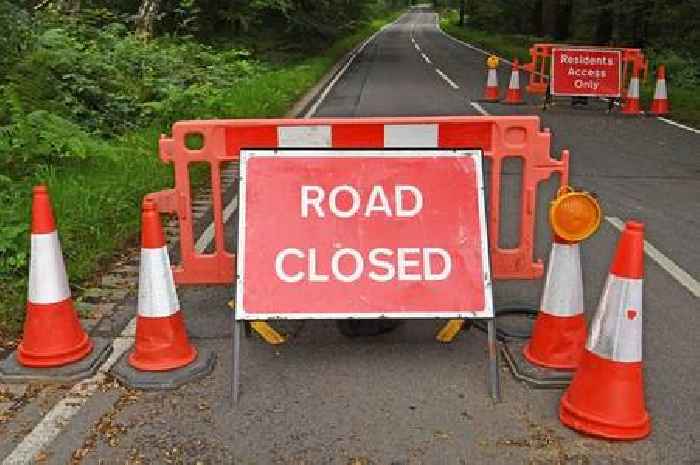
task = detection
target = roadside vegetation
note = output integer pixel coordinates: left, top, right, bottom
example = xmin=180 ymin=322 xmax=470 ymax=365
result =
xmin=438 ymin=2 xmax=700 ymax=126
xmin=0 ymin=0 xmax=406 ymax=340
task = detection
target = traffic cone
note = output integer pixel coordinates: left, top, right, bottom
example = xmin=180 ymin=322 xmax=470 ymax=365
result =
xmin=128 ymin=199 xmax=197 ymax=371
xmin=17 ymin=186 xmax=93 ymax=367
xmin=560 ymin=221 xmax=650 ymax=440
xmin=482 ymin=66 xmax=500 ymax=102
xmin=648 ymin=65 xmax=670 ymax=116
xmin=522 ymin=236 xmax=587 ymax=369
xmin=621 ymin=69 xmax=642 ymax=115
xmin=503 ymin=59 xmax=525 ymax=105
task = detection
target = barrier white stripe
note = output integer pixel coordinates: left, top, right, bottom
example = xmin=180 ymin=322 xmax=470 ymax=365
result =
xmin=28 ymin=231 xmax=71 ymax=304
xmin=587 ymin=276 xmax=643 ymax=362
xmin=541 ymin=243 xmax=584 ymax=316
xmin=138 ymin=247 xmax=179 ymax=318
xmin=278 ymin=126 xmax=332 ymax=147
xmin=487 ymin=68 xmax=498 ymax=87
xmin=384 ymin=124 xmax=438 ymax=147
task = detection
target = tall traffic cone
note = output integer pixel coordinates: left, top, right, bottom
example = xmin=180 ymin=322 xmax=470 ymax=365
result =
xmin=560 ymin=221 xmax=650 ymax=440
xmin=503 ymin=59 xmax=525 ymax=105
xmin=482 ymin=64 xmax=500 ymax=102
xmin=522 ymin=236 xmax=587 ymax=369
xmin=648 ymin=65 xmax=670 ymax=116
xmin=621 ymin=69 xmax=642 ymax=115
xmin=128 ymin=199 xmax=197 ymax=371
xmin=17 ymin=186 xmax=93 ymax=367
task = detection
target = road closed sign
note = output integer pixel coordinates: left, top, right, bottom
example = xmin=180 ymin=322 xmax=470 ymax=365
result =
xmin=551 ymin=48 xmax=622 ymax=97
xmin=236 ymin=149 xmax=493 ymax=320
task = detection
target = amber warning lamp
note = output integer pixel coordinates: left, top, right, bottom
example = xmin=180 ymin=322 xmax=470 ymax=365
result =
xmin=549 ymin=186 xmax=602 ymax=242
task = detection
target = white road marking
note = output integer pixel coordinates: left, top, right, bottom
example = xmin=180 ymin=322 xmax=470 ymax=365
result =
xmin=470 ymin=102 xmax=490 ymax=116
xmin=656 ymin=117 xmax=700 ymax=134
xmin=2 ymin=320 xmax=136 ymax=465
xmin=606 ymin=217 xmax=700 ymax=298
xmin=193 ymin=195 xmax=239 ymax=253
xmin=420 ymin=52 xmax=431 ymax=64
xmin=414 ymin=42 xmax=421 ymax=51
xmin=435 ymin=68 xmax=459 ymax=89
xmin=304 ymin=20 xmax=397 ymax=118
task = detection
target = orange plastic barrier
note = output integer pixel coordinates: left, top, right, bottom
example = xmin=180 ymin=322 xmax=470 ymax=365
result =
xmin=523 ymin=44 xmax=648 ymax=95
xmin=147 ymin=117 xmax=569 ymax=284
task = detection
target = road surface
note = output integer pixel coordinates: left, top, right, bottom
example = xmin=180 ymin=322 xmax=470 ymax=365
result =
xmin=1 ymin=7 xmax=699 ymax=465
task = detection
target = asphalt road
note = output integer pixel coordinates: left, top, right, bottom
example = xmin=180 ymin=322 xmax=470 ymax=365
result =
xmin=2 ymin=8 xmax=699 ymax=465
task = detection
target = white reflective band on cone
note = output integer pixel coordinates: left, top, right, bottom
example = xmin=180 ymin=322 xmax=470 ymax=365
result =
xmin=384 ymin=124 xmax=438 ymax=147
xmin=654 ymin=80 xmax=667 ymax=99
xmin=278 ymin=126 xmax=332 ymax=147
xmin=138 ymin=247 xmax=179 ymax=318
xmin=509 ymin=70 xmax=519 ymax=89
xmin=28 ymin=231 xmax=71 ymax=304
xmin=487 ymin=68 xmax=498 ymax=87
xmin=541 ymin=243 xmax=584 ymax=316
xmin=628 ymin=78 xmax=640 ymax=98
xmin=586 ymin=276 xmax=643 ymax=362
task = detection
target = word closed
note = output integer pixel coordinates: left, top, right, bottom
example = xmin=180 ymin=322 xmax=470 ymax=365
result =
xmin=551 ymin=48 xmax=622 ymax=97
xmin=237 ymin=150 xmax=492 ymax=319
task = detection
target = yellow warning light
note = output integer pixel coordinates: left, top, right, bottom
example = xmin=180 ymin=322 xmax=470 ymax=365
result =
xmin=549 ymin=186 xmax=602 ymax=242
xmin=487 ymin=55 xmax=500 ymax=69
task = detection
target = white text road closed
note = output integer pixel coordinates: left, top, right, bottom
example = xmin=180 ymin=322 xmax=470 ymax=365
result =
xmin=236 ymin=149 xmax=493 ymax=319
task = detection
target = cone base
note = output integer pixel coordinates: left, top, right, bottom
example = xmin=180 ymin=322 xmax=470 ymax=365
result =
xmin=559 ymin=351 xmax=650 ymax=440
xmin=647 ymin=102 xmax=669 ymax=116
xmin=128 ymin=312 xmax=197 ymax=372
xmin=18 ymin=300 xmax=94 ymax=368
xmin=522 ymin=312 xmax=586 ymax=370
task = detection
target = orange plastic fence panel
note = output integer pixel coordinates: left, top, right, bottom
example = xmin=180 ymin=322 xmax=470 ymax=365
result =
xmin=149 ymin=117 xmax=569 ymax=284
xmin=524 ymin=44 xmax=648 ymax=95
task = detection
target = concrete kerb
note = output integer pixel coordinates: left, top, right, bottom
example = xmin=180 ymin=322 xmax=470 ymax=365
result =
xmin=0 ymin=338 xmax=112 ymax=384
xmin=111 ymin=347 xmax=216 ymax=390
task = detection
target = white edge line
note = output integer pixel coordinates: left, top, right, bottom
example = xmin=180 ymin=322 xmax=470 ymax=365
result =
xmin=194 ymin=195 xmax=239 ymax=253
xmin=470 ymin=102 xmax=490 ymax=116
xmin=435 ymin=68 xmax=459 ymax=90
xmin=606 ymin=217 xmax=700 ymax=298
xmin=303 ymin=17 xmax=400 ymax=118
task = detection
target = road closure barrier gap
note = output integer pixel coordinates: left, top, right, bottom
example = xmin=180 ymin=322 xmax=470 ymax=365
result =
xmin=147 ymin=117 xmax=570 ymax=284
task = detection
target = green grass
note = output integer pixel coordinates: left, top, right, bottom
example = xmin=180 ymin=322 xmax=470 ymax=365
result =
xmin=0 ymin=10 xmax=403 ymax=341
xmin=440 ymin=11 xmax=700 ymax=127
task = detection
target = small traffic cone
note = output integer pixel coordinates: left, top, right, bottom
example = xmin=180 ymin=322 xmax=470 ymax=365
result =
xmin=128 ymin=199 xmax=197 ymax=371
xmin=560 ymin=220 xmax=650 ymax=440
xmin=621 ymin=69 xmax=642 ymax=115
xmin=482 ymin=66 xmax=500 ymax=102
xmin=503 ymin=59 xmax=525 ymax=105
xmin=648 ymin=65 xmax=670 ymax=116
xmin=522 ymin=236 xmax=587 ymax=369
xmin=17 ymin=186 xmax=93 ymax=367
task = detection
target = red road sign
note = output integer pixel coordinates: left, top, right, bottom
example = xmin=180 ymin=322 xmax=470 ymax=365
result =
xmin=236 ymin=149 xmax=493 ymax=319
xmin=551 ymin=48 xmax=622 ymax=97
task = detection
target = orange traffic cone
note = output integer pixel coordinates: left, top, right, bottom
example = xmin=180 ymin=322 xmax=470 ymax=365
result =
xmin=503 ymin=59 xmax=525 ymax=105
xmin=128 ymin=199 xmax=197 ymax=371
xmin=560 ymin=220 xmax=650 ymax=440
xmin=621 ymin=69 xmax=642 ymax=115
xmin=17 ymin=186 xmax=93 ymax=367
xmin=482 ymin=65 xmax=500 ymax=102
xmin=523 ymin=236 xmax=586 ymax=369
xmin=648 ymin=65 xmax=670 ymax=116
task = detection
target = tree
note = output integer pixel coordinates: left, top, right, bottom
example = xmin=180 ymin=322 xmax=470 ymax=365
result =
xmin=135 ymin=0 xmax=160 ymax=39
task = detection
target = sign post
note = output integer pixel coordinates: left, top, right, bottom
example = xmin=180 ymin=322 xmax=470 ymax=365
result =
xmin=233 ymin=149 xmax=499 ymax=402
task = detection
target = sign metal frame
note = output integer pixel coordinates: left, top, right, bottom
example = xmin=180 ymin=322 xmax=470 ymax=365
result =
xmin=550 ymin=47 xmax=623 ymax=98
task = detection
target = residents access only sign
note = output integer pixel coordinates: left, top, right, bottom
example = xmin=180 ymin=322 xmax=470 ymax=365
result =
xmin=236 ymin=150 xmax=493 ymax=320
xmin=551 ymin=48 xmax=622 ymax=97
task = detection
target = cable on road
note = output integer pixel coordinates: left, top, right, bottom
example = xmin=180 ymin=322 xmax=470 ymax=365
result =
xmin=473 ymin=304 xmax=538 ymax=341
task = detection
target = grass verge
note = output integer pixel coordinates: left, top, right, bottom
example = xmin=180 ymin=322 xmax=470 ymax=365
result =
xmin=440 ymin=11 xmax=700 ymax=127
xmin=0 ymin=10 xmax=403 ymax=342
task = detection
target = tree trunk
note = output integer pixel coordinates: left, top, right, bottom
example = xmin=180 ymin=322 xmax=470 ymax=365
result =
xmin=541 ymin=0 xmax=558 ymax=38
xmin=135 ymin=0 xmax=160 ymax=40
xmin=459 ymin=0 xmax=465 ymax=26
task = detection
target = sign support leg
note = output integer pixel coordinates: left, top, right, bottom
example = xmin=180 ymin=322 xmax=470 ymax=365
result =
xmin=487 ymin=318 xmax=502 ymax=402
xmin=231 ymin=316 xmax=241 ymax=405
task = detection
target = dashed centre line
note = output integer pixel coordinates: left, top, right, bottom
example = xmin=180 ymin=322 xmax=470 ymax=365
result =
xmin=421 ymin=52 xmax=431 ymax=64
xmin=434 ymin=68 xmax=459 ymax=89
